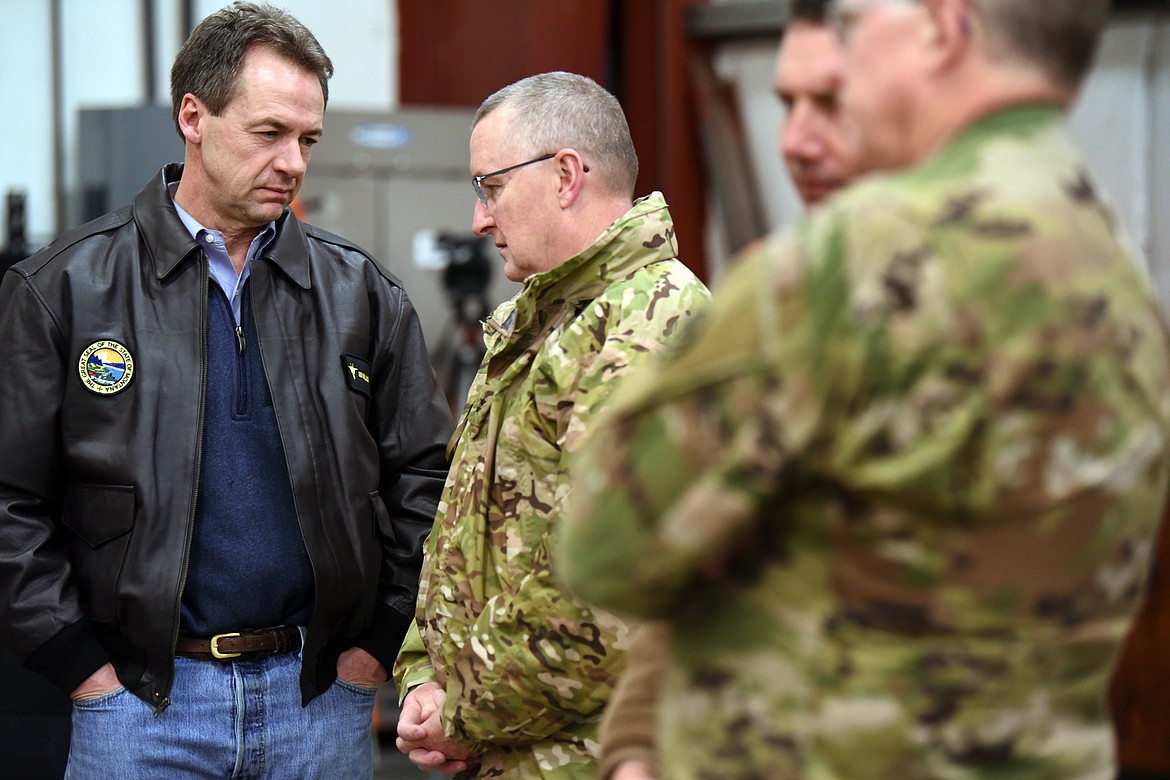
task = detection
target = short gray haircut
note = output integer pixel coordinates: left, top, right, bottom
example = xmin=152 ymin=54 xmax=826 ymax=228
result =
xmin=473 ymin=72 xmax=639 ymax=198
xmin=972 ymin=0 xmax=1109 ymax=91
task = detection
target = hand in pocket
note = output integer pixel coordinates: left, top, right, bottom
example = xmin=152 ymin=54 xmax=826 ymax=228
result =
xmin=71 ymin=662 xmax=121 ymax=701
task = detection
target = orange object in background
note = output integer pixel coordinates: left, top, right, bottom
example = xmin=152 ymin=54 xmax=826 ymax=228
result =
xmin=290 ymin=195 xmax=308 ymax=222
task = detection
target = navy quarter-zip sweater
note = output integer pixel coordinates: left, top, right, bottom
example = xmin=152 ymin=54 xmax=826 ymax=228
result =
xmin=179 ymin=285 xmax=314 ymax=635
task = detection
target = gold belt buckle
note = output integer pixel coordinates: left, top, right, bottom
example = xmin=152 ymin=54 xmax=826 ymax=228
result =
xmin=210 ymin=632 xmax=242 ymax=659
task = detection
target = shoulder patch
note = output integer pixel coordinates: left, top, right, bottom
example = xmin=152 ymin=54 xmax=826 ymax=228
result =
xmin=342 ymin=354 xmax=372 ymax=398
xmin=78 ymin=340 xmax=135 ymax=395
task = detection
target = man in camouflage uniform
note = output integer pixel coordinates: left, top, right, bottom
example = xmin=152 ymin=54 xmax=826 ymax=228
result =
xmin=392 ymin=71 xmax=710 ymax=778
xmin=560 ymin=0 xmax=1170 ymax=778
xmin=599 ymin=3 xmax=859 ymax=777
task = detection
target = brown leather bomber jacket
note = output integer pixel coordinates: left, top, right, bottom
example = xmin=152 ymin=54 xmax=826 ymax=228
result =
xmin=0 ymin=164 xmax=452 ymax=711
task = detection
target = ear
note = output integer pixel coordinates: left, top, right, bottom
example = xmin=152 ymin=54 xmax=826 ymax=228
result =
xmin=920 ymin=0 xmax=974 ymax=73
xmin=553 ymin=148 xmax=589 ymax=209
xmin=176 ymin=93 xmax=205 ymax=145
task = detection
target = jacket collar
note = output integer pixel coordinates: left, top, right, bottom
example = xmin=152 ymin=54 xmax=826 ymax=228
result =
xmin=133 ymin=163 xmax=312 ymax=289
xmin=487 ymin=191 xmax=678 ymax=341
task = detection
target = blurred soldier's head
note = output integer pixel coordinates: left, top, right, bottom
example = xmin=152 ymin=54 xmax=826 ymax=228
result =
xmin=776 ymin=0 xmax=857 ymax=206
xmin=829 ymin=0 xmax=1108 ymax=172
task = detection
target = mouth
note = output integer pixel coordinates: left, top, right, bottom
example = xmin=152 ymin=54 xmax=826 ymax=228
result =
xmin=259 ymin=184 xmax=294 ymax=199
xmin=796 ymin=178 xmax=840 ymax=205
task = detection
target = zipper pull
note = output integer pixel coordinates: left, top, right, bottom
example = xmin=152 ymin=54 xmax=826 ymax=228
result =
xmin=235 ymin=325 xmax=246 ymax=354
xmin=153 ymin=695 xmax=172 ymax=717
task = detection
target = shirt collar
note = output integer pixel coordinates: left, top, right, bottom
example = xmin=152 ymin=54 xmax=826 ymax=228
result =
xmin=166 ymin=180 xmax=278 ymax=264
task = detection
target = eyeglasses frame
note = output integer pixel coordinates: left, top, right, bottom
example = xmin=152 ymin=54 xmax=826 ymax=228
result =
xmin=471 ymin=152 xmax=557 ymax=207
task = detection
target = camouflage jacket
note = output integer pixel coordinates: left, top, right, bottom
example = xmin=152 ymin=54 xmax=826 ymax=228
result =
xmin=560 ymin=107 xmax=1170 ymax=779
xmin=394 ymin=192 xmax=710 ymax=778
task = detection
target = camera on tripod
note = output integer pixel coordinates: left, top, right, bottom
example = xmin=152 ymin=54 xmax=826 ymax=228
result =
xmin=435 ymin=232 xmax=492 ymax=328
xmin=413 ymin=230 xmax=494 ymax=412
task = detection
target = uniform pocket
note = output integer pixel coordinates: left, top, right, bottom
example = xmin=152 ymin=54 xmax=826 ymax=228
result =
xmin=61 ymin=483 xmax=135 ymax=623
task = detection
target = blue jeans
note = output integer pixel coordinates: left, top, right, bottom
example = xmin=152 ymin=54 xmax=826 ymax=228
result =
xmin=65 ymin=652 xmax=376 ymax=779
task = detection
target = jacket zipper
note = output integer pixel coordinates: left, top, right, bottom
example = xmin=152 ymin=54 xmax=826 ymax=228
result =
xmin=484 ymin=315 xmax=508 ymax=336
xmin=235 ymin=291 xmax=248 ymax=416
xmin=158 ymin=255 xmax=210 ymax=717
xmin=250 ymin=262 xmax=319 ymax=674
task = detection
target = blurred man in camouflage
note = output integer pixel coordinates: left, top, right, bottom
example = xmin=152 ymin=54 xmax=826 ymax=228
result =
xmin=392 ymin=71 xmax=710 ymax=778
xmin=598 ymin=3 xmax=858 ymax=777
xmin=561 ymin=0 xmax=1170 ymax=777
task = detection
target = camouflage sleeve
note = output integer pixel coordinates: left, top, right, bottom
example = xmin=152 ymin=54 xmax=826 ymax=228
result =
xmin=441 ymin=269 xmax=710 ymax=745
xmin=442 ymin=549 xmax=630 ymax=745
xmin=559 ymin=238 xmax=817 ymax=616
xmin=393 ymin=619 xmax=437 ymax=701
xmin=597 ymin=621 xmax=670 ymax=778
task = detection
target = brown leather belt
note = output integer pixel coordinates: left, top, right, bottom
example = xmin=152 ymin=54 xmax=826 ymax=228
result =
xmin=174 ymin=626 xmax=301 ymax=661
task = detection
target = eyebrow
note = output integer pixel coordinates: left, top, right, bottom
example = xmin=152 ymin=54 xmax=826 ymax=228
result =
xmin=251 ymin=117 xmax=323 ymax=137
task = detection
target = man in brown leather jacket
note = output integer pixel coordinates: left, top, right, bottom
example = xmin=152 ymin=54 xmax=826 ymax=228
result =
xmin=0 ymin=3 xmax=451 ymax=775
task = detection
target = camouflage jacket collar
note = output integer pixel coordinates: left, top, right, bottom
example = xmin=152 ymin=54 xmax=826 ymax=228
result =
xmin=907 ymin=103 xmax=1064 ymax=184
xmin=484 ymin=191 xmax=678 ymax=347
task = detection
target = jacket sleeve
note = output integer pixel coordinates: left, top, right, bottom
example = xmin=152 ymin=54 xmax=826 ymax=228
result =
xmin=597 ymin=621 xmax=669 ymax=779
xmin=440 ymin=271 xmax=710 ymax=745
xmin=0 ymin=270 xmax=110 ymax=694
xmin=392 ymin=619 xmax=438 ymax=698
xmin=355 ymin=284 xmax=453 ymax=671
xmin=559 ymin=244 xmax=821 ymax=617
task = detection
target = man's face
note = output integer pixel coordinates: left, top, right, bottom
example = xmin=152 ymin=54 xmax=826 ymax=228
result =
xmin=834 ymin=0 xmax=929 ymax=173
xmin=775 ymin=20 xmax=856 ymax=206
xmin=469 ymin=109 xmax=559 ymax=283
xmin=190 ymin=46 xmax=324 ymax=232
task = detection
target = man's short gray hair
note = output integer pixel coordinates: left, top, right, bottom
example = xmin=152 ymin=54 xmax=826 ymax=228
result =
xmin=973 ymin=0 xmax=1109 ymax=91
xmin=474 ymin=72 xmax=639 ymax=198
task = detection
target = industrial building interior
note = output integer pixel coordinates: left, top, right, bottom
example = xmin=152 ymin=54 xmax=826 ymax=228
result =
xmin=1 ymin=1 xmax=1169 ymax=777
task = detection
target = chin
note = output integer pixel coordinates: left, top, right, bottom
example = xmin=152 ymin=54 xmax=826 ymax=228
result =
xmin=253 ymin=205 xmax=288 ymax=223
xmin=499 ymin=255 xmax=521 ymax=282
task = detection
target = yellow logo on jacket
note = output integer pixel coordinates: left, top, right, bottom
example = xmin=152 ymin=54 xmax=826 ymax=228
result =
xmin=79 ymin=340 xmax=135 ymax=395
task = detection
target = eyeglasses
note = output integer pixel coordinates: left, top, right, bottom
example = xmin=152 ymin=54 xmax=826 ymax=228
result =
xmin=827 ymin=0 xmax=919 ymax=43
xmin=471 ymin=152 xmax=556 ymax=207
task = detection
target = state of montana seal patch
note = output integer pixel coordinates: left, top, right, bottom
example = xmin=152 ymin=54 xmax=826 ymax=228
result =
xmin=79 ymin=340 xmax=135 ymax=395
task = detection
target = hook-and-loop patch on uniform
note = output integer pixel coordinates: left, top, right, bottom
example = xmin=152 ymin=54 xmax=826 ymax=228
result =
xmin=78 ymin=340 xmax=135 ymax=395
xmin=342 ymin=354 xmax=372 ymax=399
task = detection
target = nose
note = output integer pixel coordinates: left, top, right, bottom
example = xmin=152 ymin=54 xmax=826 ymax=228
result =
xmin=471 ymin=199 xmax=494 ymax=237
xmin=781 ymin=102 xmax=822 ymax=165
xmin=273 ymin=137 xmax=309 ymax=179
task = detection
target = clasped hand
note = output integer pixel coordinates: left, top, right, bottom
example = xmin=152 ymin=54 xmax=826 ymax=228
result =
xmin=396 ymin=681 xmax=479 ymax=774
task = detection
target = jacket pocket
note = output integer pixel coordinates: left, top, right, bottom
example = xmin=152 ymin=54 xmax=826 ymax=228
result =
xmin=62 ymin=483 xmax=136 ymax=623
xmin=369 ymin=491 xmax=395 ymax=545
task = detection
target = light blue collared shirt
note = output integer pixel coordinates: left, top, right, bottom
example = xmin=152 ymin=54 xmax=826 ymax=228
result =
xmin=168 ymin=181 xmax=276 ymax=325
